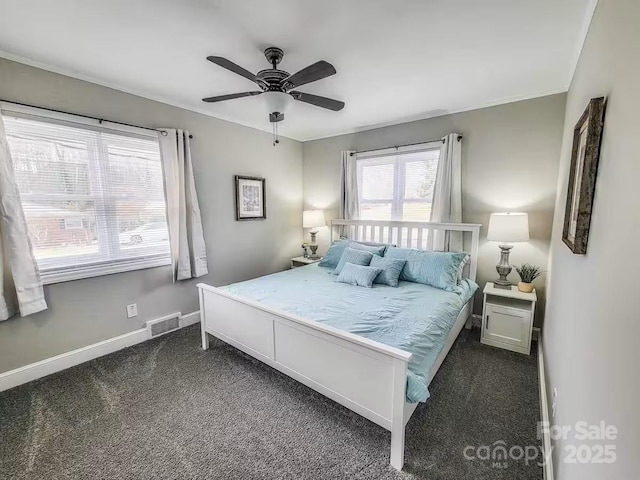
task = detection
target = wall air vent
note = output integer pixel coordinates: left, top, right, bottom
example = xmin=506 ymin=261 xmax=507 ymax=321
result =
xmin=146 ymin=312 xmax=182 ymax=338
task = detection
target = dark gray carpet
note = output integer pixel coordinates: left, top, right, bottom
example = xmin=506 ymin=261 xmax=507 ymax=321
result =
xmin=0 ymin=326 xmax=541 ymax=480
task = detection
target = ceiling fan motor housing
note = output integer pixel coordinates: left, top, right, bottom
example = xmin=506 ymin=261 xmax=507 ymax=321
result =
xmin=258 ymin=47 xmax=290 ymax=91
xmin=257 ymin=69 xmax=290 ymax=91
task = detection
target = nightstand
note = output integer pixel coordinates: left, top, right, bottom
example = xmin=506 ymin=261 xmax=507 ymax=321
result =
xmin=481 ymin=282 xmax=537 ymax=355
xmin=291 ymin=256 xmax=321 ymax=268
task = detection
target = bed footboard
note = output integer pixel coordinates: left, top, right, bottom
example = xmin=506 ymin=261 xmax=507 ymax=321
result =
xmin=197 ymin=283 xmax=412 ymax=469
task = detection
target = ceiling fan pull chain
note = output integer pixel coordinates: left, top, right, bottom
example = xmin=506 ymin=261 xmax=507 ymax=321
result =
xmin=272 ymin=121 xmax=277 ymax=146
xmin=273 ymin=120 xmax=280 ymax=146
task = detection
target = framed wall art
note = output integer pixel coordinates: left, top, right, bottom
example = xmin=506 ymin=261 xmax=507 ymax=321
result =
xmin=562 ymin=97 xmax=606 ymax=254
xmin=235 ymin=175 xmax=266 ymax=221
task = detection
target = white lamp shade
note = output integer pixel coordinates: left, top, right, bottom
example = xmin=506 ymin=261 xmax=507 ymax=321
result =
xmin=262 ymin=91 xmax=291 ymax=114
xmin=487 ymin=212 xmax=530 ymax=243
xmin=303 ymin=210 xmax=326 ymax=229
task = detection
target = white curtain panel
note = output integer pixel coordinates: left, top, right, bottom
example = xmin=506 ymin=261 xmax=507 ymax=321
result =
xmin=158 ymin=129 xmax=208 ymax=281
xmin=428 ymin=133 xmax=463 ymax=252
xmin=339 ymin=150 xmax=359 ymax=219
xmin=339 ymin=150 xmax=359 ymax=238
xmin=0 ymin=113 xmax=47 ymax=321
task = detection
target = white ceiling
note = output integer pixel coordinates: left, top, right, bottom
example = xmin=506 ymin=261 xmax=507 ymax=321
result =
xmin=0 ymin=0 xmax=594 ymax=141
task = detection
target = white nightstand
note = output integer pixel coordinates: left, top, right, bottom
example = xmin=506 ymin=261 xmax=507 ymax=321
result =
xmin=291 ymin=256 xmax=321 ymax=268
xmin=481 ymin=282 xmax=537 ymax=355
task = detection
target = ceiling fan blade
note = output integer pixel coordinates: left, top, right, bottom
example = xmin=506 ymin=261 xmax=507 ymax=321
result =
xmin=283 ymin=61 xmax=336 ymax=89
xmin=290 ymin=91 xmax=345 ymax=111
xmin=206 ymin=56 xmax=261 ymax=84
xmin=202 ymin=91 xmax=263 ymax=103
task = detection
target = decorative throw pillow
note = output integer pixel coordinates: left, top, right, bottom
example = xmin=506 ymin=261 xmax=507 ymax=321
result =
xmin=333 ymin=248 xmax=374 ymax=275
xmin=384 ymin=247 xmax=468 ymax=291
xmin=370 ymin=255 xmax=406 ymax=287
xmin=319 ymin=240 xmax=388 ymax=268
xmin=336 ymin=263 xmax=383 ymax=288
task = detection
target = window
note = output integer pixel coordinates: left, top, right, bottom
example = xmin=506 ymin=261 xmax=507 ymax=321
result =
xmin=357 ymin=144 xmax=441 ymax=221
xmin=3 ymin=109 xmax=171 ymax=284
xmin=63 ymin=218 xmax=84 ymax=230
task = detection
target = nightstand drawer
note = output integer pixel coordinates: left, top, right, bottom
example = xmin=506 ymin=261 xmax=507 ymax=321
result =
xmin=482 ymin=304 xmax=532 ymax=349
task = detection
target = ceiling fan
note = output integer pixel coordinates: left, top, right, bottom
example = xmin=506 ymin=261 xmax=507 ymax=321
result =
xmin=202 ymin=47 xmax=345 ymax=127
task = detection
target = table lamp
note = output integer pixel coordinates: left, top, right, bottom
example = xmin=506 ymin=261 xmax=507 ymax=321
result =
xmin=303 ymin=210 xmax=326 ymax=259
xmin=487 ymin=212 xmax=530 ymax=289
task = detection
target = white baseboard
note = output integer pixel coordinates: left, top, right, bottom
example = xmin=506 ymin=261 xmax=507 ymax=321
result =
xmin=0 ymin=310 xmax=200 ymax=393
xmin=180 ymin=310 xmax=201 ymax=328
xmin=537 ymin=332 xmax=554 ymax=480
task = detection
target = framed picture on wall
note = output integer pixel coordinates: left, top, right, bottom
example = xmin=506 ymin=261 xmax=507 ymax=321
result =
xmin=235 ymin=175 xmax=266 ymax=221
xmin=562 ymin=97 xmax=606 ymax=254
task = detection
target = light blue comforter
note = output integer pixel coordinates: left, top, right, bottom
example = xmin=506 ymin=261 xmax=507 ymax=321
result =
xmin=222 ymin=264 xmax=478 ymax=403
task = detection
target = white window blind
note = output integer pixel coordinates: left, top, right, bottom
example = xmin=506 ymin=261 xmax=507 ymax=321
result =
xmin=357 ymin=145 xmax=441 ymax=221
xmin=3 ymin=111 xmax=171 ymax=284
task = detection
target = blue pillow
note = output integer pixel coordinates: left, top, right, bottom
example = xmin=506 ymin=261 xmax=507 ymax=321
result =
xmin=333 ymin=248 xmax=374 ymax=275
xmin=318 ymin=240 xmax=349 ymax=268
xmin=349 ymin=242 xmax=386 ymax=256
xmin=370 ymin=255 xmax=406 ymax=287
xmin=384 ymin=247 xmax=467 ymax=291
xmin=318 ymin=240 xmax=387 ymax=268
xmin=336 ymin=263 xmax=383 ymax=288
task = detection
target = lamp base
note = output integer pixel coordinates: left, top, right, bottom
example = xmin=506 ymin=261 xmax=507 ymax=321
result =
xmin=308 ymin=231 xmax=320 ymax=260
xmin=494 ymin=244 xmax=513 ymax=289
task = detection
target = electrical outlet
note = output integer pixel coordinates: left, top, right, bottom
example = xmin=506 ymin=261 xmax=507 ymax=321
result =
xmin=551 ymin=387 xmax=558 ymax=418
xmin=126 ymin=303 xmax=138 ymax=318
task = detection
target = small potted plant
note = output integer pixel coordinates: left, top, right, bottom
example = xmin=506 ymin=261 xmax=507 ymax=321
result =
xmin=515 ymin=264 xmax=542 ymax=293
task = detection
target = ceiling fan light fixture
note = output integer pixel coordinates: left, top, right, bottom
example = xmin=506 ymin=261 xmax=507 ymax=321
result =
xmin=262 ymin=91 xmax=291 ymax=147
xmin=262 ymin=91 xmax=291 ymax=120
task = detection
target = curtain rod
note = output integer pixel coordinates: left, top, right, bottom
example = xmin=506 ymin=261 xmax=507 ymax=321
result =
xmin=0 ymin=98 xmax=194 ymax=139
xmin=349 ymin=135 xmax=462 ymax=156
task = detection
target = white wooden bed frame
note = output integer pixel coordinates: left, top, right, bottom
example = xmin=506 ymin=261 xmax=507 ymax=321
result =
xmin=197 ymin=219 xmax=481 ymax=470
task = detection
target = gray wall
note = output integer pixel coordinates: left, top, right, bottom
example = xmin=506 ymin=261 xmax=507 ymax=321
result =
xmin=0 ymin=58 xmax=303 ymax=374
xmin=303 ymin=94 xmax=566 ymax=323
xmin=543 ymin=1 xmax=639 ymax=478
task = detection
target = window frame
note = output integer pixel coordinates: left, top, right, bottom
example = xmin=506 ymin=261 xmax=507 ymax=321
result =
xmin=1 ymin=102 xmax=172 ymax=285
xmin=356 ymin=142 xmax=442 ymax=221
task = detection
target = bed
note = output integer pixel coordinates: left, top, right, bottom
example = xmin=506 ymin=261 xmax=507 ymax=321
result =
xmin=197 ymin=219 xmax=481 ymax=470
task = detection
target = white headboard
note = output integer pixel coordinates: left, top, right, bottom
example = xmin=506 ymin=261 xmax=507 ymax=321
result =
xmin=330 ymin=219 xmax=481 ymax=282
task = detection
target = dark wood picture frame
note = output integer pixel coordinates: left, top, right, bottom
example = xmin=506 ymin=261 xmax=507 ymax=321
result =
xmin=235 ymin=175 xmax=266 ymax=221
xmin=562 ymin=97 xmax=606 ymax=254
